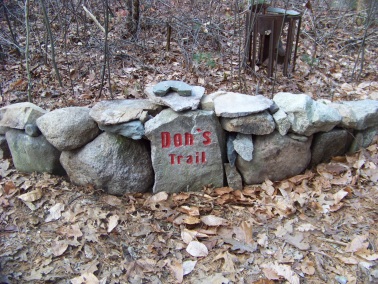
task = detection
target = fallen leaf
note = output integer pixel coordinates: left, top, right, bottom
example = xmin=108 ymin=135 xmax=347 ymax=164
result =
xmin=186 ymin=241 xmax=208 ymax=257
xmin=183 ymin=260 xmax=197 ymax=276
xmin=107 ymin=215 xmax=119 ymax=233
xmin=223 ymin=238 xmax=257 ymax=253
xmin=345 ymin=235 xmax=369 ymax=253
xmin=144 ymin=191 xmax=168 ymax=206
xmin=71 ymin=272 xmax=99 ymax=284
xmin=214 ymin=251 xmax=236 ymax=272
xmin=300 ymin=257 xmax=315 ymax=275
xmin=336 ymin=255 xmax=359 ymax=264
xmin=18 ymin=188 xmax=42 ymax=202
xmin=297 ymin=223 xmax=317 ymax=232
xmin=100 ymin=195 xmax=122 ymax=206
xmin=355 ymin=248 xmax=378 ymax=260
xmin=168 ymin=259 xmax=183 ymax=283
xmin=282 ymin=233 xmax=310 ymax=250
xmin=262 ymin=262 xmax=300 ymax=284
xmin=52 ymin=240 xmax=69 ymax=257
xmin=201 ymin=215 xmax=228 ymax=226
xmin=45 ymin=203 xmax=65 ymax=222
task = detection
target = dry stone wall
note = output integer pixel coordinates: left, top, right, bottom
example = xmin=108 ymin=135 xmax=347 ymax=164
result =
xmin=1 ymin=82 xmax=378 ymax=196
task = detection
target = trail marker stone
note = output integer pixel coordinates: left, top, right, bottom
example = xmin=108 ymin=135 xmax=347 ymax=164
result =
xmin=145 ymin=109 xmax=225 ymax=193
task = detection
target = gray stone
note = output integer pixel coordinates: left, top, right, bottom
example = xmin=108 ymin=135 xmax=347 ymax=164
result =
xmin=327 ymin=103 xmax=357 ymax=129
xmin=0 ymin=102 xmax=46 ymax=129
xmin=5 ymin=129 xmax=65 ymax=174
xmin=60 ymin=133 xmax=153 ymax=196
xmin=236 ymin=131 xmax=312 ymax=184
xmin=145 ymin=86 xmax=205 ymax=112
xmin=273 ymin=109 xmax=291 ymax=136
xmin=220 ymin=111 xmax=275 ymax=135
xmin=214 ymin=93 xmax=273 ymax=118
xmin=233 ymin=133 xmax=253 ymax=161
xmin=200 ymin=90 xmax=227 ymax=111
xmin=25 ymin=124 xmax=41 ymax=137
xmin=0 ymin=135 xmax=11 ymax=159
xmin=227 ymin=133 xmax=237 ymax=167
xmin=0 ymin=126 xmax=9 ymax=135
xmin=37 ymin=107 xmax=100 ymax=151
xmin=310 ymin=129 xmax=353 ymax=167
xmin=349 ymin=126 xmax=378 ymax=153
xmin=342 ymin=100 xmax=378 ymax=130
xmin=89 ymin=99 xmax=162 ymax=125
xmin=98 ymin=120 xmax=145 ymax=140
xmin=273 ymin=92 xmax=341 ymax=136
xmin=153 ymin=80 xmax=193 ymax=97
xmin=268 ymin=101 xmax=279 ymax=114
xmin=224 ymin=163 xmax=243 ymax=190
xmin=145 ymin=109 xmax=225 ymax=193
xmin=288 ymin=133 xmax=310 ymax=142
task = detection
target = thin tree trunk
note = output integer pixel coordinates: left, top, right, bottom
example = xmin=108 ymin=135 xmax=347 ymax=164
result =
xmin=3 ymin=3 xmax=21 ymax=57
xmin=25 ymin=0 xmax=32 ymax=102
xmin=40 ymin=0 xmax=63 ymax=87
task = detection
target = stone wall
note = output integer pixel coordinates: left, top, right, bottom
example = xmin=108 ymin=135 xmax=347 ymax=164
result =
xmin=1 ymin=82 xmax=377 ymax=196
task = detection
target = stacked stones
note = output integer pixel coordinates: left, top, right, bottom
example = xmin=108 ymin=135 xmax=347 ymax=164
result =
xmin=1 ymin=81 xmax=378 ymax=196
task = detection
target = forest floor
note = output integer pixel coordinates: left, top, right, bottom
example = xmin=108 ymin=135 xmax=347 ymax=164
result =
xmin=0 ymin=1 xmax=378 ymax=283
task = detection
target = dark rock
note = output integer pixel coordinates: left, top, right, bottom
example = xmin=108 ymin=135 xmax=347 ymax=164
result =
xmin=98 ymin=120 xmax=145 ymax=140
xmin=25 ymin=124 xmax=42 ymax=137
xmin=310 ymin=129 xmax=353 ymax=167
xmin=5 ymin=129 xmax=65 ymax=174
xmin=0 ymin=135 xmax=11 ymax=159
xmin=236 ymin=131 xmax=312 ymax=184
xmin=224 ymin=163 xmax=243 ymax=190
xmin=227 ymin=133 xmax=237 ymax=167
xmin=220 ymin=111 xmax=275 ymax=135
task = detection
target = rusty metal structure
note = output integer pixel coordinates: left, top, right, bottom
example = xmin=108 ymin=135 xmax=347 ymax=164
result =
xmin=245 ymin=4 xmax=302 ymax=77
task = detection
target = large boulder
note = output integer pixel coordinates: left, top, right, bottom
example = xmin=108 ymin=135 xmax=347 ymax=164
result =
xmin=0 ymin=102 xmax=46 ymax=129
xmin=310 ymin=129 xmax=353 ymax=167
xmin=5 ymin=129 xmax=65 ymax=174
xmin=36 ymin=107 xmax=100 ymax=151
xmin=89 ymin=99 xmax=162 ymax=125
xmin=60 ymin=133 xmax=154 ymax=196
xmin=236 ymin=131 xmax=312 ymax=184
xmin=220 ymin=111 xmax=275 ymax=135
xmin=273 ymin=92 xmax=341 ymax=136
xmin=145 ymin=109 xmax=225 ymax=193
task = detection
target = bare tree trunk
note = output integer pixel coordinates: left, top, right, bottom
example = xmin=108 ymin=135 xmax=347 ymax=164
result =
xmin=40 ymin=0 xmax=63 ymax=87
xmin=25 ymin=0 xmax=32 ymax=102
xmin=3 ymin=2 xmax=21 ymax=57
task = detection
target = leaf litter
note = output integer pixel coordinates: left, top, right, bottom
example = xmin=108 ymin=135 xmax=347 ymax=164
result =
xmin=0 ymin=142 xmax=377 ymax=283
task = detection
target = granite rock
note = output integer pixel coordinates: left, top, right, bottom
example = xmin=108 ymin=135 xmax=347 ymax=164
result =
xmin=341 ymin=100 xmax=378 ymax=130
xmin=273 ymin=109 xmax=291 ymax=136
xmin=145 ymin=109 xmax=225 ymax=193
xmin=0 ymin=102 xmax=46 ymax=129
xmin=233 ymin=133 xmax=253 ymax=162
xmin=220 ymin=111 xmax=275 ymax=135
xmin=200 ymin=90 xmax=227 ymax=111
xmin=273 ymin=92 xmax=341 ymax=136
xmin=5 ymin=129 xmax=65 ymax=174
xmin=224 ymin=163 xmax=243 ymax=190
xmin=153 ymin=80 xmax=192 ymax=97
xmin=98 ymin=120 xmax=145 ymax=140
xmin=37 ymin=107 xmax=100 ymax=151
xmin=214 ymin=93 xmax=273 ymax=118
xmin=236 ymin=131 xmax=312 ymax=184
xmin=60 ymin=133 xmax=153 ymax=195
xmin=0 ymin=126 xmax=9 ymax=135
xmin=145 ymin=86 xmax=205 ymax=112
xmin=90 ymin=99 xmax=162 ymax=125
